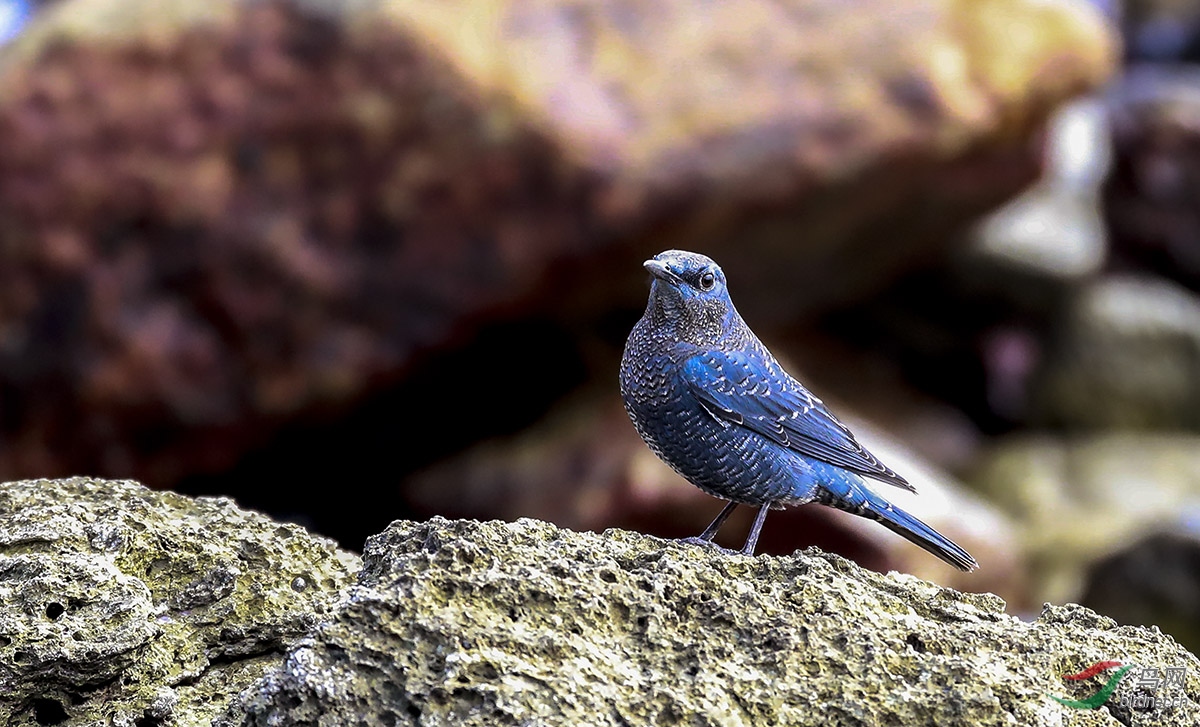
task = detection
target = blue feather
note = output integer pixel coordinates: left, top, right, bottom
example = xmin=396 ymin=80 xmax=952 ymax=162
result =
xmin=809 ymin=466 xmax=978 ymax=572
xmin=620 ymin=249 xmax=977 ymax=570
xmin=680 ymin=350 xmax=913 ymax=491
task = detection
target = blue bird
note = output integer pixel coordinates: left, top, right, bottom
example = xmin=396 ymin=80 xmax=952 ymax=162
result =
xmin=620 ymin=250 xmax=977 ymax=571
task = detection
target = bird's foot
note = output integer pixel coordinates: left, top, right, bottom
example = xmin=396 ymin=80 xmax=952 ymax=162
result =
xmin=677 ymin=537 xmax=740 ymax=555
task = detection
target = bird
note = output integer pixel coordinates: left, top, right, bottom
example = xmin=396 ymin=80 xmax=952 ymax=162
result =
xmin=619 ymin=249 xmax=978 ymax=571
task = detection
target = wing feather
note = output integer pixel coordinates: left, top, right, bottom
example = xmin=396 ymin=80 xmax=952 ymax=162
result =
xmin=680 ymin=350 xmax=914 ymax=491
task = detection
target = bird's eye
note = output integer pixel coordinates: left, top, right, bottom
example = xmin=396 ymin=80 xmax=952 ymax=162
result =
xmin=699 ymin=272 xmax=716 ymax=290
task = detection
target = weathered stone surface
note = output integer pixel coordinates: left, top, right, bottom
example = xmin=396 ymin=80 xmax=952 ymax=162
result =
xmin=0 ymin=477 xmax=360 ymax=725
xmin=4 ymin=479 xmax=1197 ymax=725
xmin=1030 ymin=275 xmax=1200 ymax=429
xmin=0 ymin=0 xmax=1116 ymax=510
xmin=969 ymin=433 xmax=1200 ymax=611
xmin=408 ymin=388 xmax=1017 ymax=594
xmin=227 ymin=517 xmax=1200 ymax=726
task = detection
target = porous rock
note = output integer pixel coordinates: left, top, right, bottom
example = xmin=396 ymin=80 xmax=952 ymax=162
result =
xmin=0 ymin=477 xmax=360 ymax=726
xmin=407 ymin=388 xmax=1017 ymax=594
xmin=228 ymin=517 xmax=1200 ymax=726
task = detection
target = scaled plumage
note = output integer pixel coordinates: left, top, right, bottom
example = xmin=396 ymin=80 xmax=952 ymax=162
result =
xmin=619 ymin=250 xmax=977 ymax=571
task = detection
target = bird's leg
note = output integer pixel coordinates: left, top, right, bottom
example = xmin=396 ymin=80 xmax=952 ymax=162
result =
xmin=697 ymin=500 xmax=739 ymax=541
xmin=740 ymin=504 xmax=771 ymax=555
xmin=678 ymin=501 xmax=739 ymax=550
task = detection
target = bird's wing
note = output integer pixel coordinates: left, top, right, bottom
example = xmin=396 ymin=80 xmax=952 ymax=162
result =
xmin=680 ymin=349 xmax=914 ymax=491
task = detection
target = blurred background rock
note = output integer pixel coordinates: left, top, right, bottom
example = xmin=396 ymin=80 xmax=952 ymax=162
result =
xmin=5 ymin=0 xmax=1198 ymax=651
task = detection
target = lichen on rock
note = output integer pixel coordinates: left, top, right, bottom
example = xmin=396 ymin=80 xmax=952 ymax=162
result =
xmin=0 ymin=477 xmax=360 ymax=726
xmin=229 ymin=517 xmax=1200 ymax=726
xmin=0 ymin=480 xmax=1196 ymax=725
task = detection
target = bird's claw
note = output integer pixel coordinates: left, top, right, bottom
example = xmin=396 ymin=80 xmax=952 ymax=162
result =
xmin=677 ymin=537 xmax=740 ymax=555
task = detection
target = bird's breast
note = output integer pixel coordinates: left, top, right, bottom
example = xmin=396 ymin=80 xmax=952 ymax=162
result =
xmin=620 ymin=347 xmax=804 ymax=505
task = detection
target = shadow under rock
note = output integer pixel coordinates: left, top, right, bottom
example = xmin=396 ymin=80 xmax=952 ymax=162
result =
xmin=176 ymin=319 xmax=590 ymax=551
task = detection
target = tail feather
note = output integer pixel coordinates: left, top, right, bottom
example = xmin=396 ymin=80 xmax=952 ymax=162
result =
xmin=815 ymin=480 xmax=978 ymax=572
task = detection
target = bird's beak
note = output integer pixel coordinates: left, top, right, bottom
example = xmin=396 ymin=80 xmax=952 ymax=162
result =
xmin=644 ymin=259 xmax=682 ymax=284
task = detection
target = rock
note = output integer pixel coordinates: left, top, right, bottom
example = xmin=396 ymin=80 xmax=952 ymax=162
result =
xmin=968 ymin=433 xmax=1200 ymax=612
xmin=1081 ymin=529 xmax=1200 ymax=655
xmin=407 ymin=387 xmax=1017 ymax=595
xmin=0 ymin=477 xmax=360 ymax=725
xmin=940 ymin=97 xmax=1111 ymax=426
xmin=800 ymin=96 xmax=1114 ymax=438
xmin=1029 ymin=275 xmax=1200 ymax=429
xmin=3 ymin=478 xmax=1197 ymax=725
xmin=227 ymin=517 xmax=1200 ymax=726
xmin=0 ymin=0 xmax=1116 ymax=530
xmin=1105 ymin=64 xmax=1200 ymax=288
xmin=1121 ymin=0 xmax=1200 ymax=61
xmin=959 ymin=98 xmax=1111 ymax=312
xmin=965 ymin=185 xmax=1106 ymax=305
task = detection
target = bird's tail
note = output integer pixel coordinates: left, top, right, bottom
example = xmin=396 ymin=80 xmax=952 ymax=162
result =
xmin=814 ymin=479 xmax=978 ymax=572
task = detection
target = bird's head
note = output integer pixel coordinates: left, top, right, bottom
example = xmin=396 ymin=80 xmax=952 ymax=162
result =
xmin=641 ymin=250 xmax=740 ymax=343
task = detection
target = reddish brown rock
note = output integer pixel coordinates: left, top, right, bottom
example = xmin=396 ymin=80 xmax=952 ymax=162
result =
xmin=0 ymin=0 xmax=1115 ymax=542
